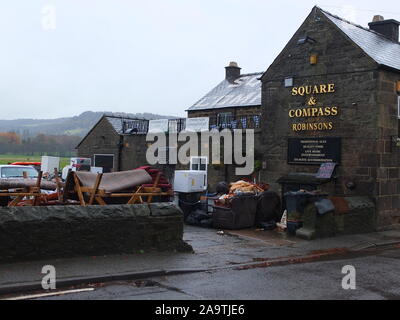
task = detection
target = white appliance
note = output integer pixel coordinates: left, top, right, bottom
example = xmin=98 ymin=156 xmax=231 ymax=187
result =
xmin=90 ymin=167 xmax=103 ymax=174
xmin=61 ymin=157 xmax=92 ymax=180
xmin=41 ymin=156 xmax=60 ymax=174
xmin=174 ymin=170 xmax=207 ymax=193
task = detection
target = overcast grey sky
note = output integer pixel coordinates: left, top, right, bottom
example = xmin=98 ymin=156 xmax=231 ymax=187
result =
xmin=0 ymin=0 xmax=399 ymax=120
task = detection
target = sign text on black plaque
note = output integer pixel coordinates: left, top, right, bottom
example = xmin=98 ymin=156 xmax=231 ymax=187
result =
xmin=287 ymin=137 xmax=341 ymax=165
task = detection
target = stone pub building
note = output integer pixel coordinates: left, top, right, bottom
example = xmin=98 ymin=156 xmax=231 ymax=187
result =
xmin=186 ymin=62 xmax=263 ymax=185
xmin=261 ymin=7 xmax=400 ymax=229
xmin=76 ymin=6 xmax=400 ymax=232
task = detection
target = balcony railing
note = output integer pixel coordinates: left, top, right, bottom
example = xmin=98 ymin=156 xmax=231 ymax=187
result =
xmin=167 ymin=118 xmax=187 ymax=133
xmin=209 ymin=114 xmax=261 ymax=130
xmin=121 ymin=115 xmax=261 ymax=135
xmin=121 ymin=119 xmax=149 ymax=134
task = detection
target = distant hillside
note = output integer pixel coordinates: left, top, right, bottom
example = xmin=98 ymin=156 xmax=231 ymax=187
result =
xmin=0 ymin=111 xmax=175 ymax=137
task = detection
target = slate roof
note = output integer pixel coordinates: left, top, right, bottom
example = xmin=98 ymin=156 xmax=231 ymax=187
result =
xmin=320 ymin=7 xmax=400 ymax=71
xmin=187 ymin=72 xmax=263 ymax=111
xmin=105 ymin=115 xmax=149 ymax=135
xmin=105 ymin=116 xmax=131 ymax=134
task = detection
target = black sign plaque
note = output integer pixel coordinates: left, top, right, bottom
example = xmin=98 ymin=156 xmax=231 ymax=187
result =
xmin=287 ymin=138 xmax=341 ymax=165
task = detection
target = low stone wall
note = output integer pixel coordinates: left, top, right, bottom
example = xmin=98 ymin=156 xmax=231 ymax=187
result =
xmin=0 ymin=203 xmax=190 ymax=262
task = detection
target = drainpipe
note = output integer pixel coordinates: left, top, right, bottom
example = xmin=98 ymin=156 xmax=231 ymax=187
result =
xmin=118 ymin=135 xmax=124 ymax=171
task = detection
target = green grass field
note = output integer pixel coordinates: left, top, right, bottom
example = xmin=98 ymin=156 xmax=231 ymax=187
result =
xmin=0 ymin=154 xmax=70 ymax=169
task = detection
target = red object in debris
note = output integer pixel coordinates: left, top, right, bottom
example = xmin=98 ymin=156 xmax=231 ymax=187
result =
xmin=147 ymin=169 xmax=161 ymax=174
xmin=134 ymin=166 xmax=172 ymax=191
xmin=11 ymin=162 xmax=41 ymax=167
xmin=258 ymin=183 xmax=270 ymax=191
xmin=135 ymin=166 xmax=151 ymax=171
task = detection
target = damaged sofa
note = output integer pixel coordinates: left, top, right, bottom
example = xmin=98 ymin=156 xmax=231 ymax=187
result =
xmin=212 ymin=193 xmax=258 ymax=230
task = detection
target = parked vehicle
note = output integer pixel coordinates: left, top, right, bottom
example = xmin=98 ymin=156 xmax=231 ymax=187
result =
xmin=0 ymin=165 xmax=39 ymax=179
xmin=0 ymin=165 xmax=43 ymax=207
xmin=61 ymin=157 xmax=91 ymax=180
xmin=10 ymin=162 xmax=41 ymax=172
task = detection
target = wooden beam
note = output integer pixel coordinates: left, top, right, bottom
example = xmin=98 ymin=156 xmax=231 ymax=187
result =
xmin=95 ymin=196 xmax=107 ymax=205
xmin=54 ymin=168 xmax=62 ymax=202
xmin=88 ymin=173 xmax=103 ymax=205
xmin=73 ymin=173 xmax=86 ymax=206
xmin=147 ymin=172 xmax=161 ymax=204
xmin=0 ymin=193 xmax=41 ymax=197
xmin=33 ymin=171 xmax=43 ymax=206
xmin=127 ymin=186 xmax=143 ymax=205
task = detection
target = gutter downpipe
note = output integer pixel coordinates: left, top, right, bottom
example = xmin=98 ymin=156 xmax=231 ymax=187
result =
xmin=118 ymin=135 xmax=123 ymax=171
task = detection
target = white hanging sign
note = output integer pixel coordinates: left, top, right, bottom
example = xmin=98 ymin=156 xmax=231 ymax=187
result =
xmin=185 ymin=117 xmax=209 ymax=132
xmin=148 ymin=119 xmax=169 ymax=133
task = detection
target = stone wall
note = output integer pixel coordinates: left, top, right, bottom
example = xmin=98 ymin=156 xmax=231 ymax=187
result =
xmin=77 ymin=117 xmax=121 ymax=171
xmin=77 ymin=117 xmax=150 ymax=172
xmin=259 ymin=7 xmax=400 ymax=230
xmin=375 ymin=69 xmax=400 ymax=227
xmin=120 ymin=135 xmax=150 ymax=171
xmin=0 ymin=203 xmax=188 ymax=262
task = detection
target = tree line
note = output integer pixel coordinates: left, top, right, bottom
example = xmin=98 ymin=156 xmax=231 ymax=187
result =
xmin=0 ymin=132 xmax=80 ymax=157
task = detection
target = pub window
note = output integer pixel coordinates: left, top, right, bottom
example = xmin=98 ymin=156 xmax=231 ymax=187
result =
xmin=217 ymin=112 xmax=232 ymax=128
xmin=240 ymin=116 xmax=247 ymax=129
xmin=190 ymin=156 xmax=208 ymax=171
xmin=253 ymin=115 xmax=261 ymax=128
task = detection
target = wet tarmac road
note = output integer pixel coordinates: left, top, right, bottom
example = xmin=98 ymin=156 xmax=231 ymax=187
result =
xmin=24 ymin=247 xmax=400 ymax=300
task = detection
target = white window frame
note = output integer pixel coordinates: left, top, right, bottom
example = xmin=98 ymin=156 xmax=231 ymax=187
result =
xmin=190 ymin=156 xmax=208 ymax=171
xmin=189 ymin=156 xmax=208 ymax=190
xmin=397 ymin=95 xmax=400 ymax=119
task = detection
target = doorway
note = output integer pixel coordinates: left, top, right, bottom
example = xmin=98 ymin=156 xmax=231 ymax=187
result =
xmin=94 ymin=154 xmax=115 ymax=173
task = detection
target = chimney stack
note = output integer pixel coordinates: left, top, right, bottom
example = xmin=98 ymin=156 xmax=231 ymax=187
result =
xmin=368 ymin=15 xmax=400 ymax=42
xmin=225 ymin=61 xmax=241 ymax=83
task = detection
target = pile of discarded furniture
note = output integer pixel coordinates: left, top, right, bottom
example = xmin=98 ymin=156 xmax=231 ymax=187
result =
xmin=135 ymin=166 xmax=173 ymax=192
xmin=183 ymin=180 xmax=282 ymax=230
xmin=0 ymin=167 xmax=173 ymax=207
xmin=0 ymin=170 xmax=62 ymax=207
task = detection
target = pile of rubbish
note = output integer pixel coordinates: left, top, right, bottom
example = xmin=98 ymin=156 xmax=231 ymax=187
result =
xmin=0 ymin=171 xmax=63 ymax=207
xmin=135 ymin=166 xmax=172 ymax=192
xmin=182 ymin=179 xmax=338 ymax=238
xmin=230 ymin=180 xmax=265 ymax=194
xmin=216 ymin=180 xmax=268 ymax=207
xmin=184 ymin=180 xmax=281 ymax=230
xmin=0 ymin=166 xmax=172 ymax=207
